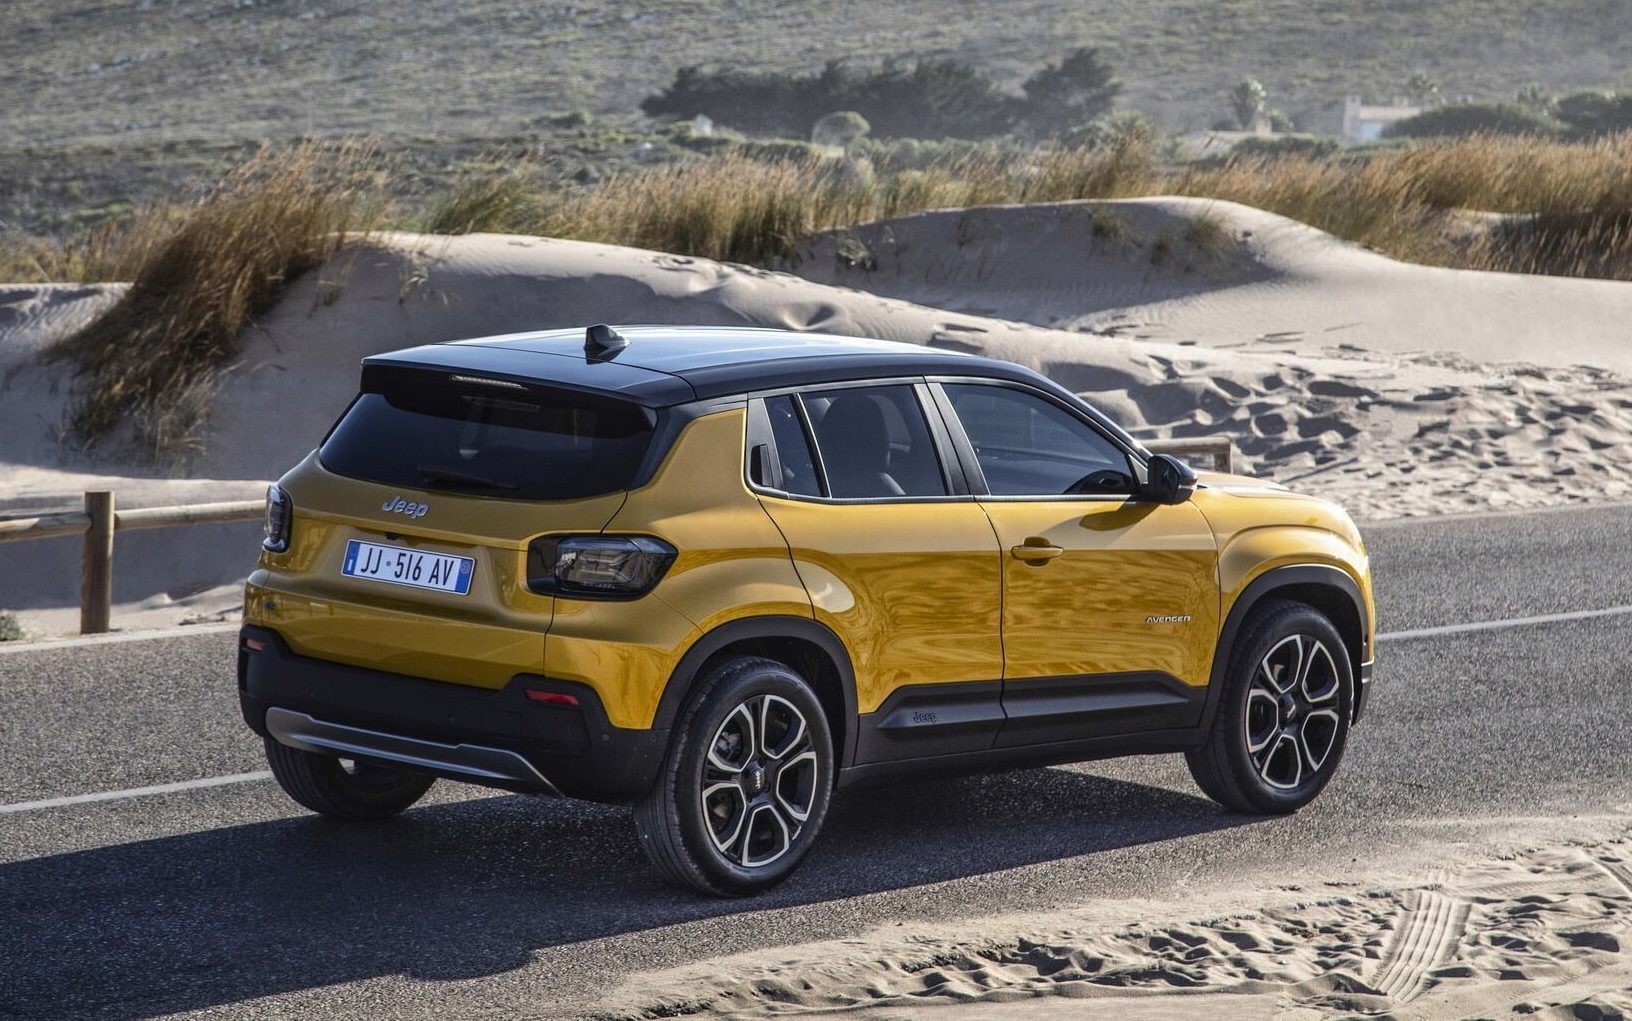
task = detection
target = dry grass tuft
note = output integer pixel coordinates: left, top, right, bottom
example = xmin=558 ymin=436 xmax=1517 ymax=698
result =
xmin=51 ymin=141 xmax=384 ymax=454
xmin=30 ymin=133 xmax=1632 ymax=455
xmin=1183 ymin=208 xmax=1235 ymax=262
xmin=432 ymin=134 xmax=1632 ymax=280
xmin=432 ymin=142 xmax=1158 ymax=264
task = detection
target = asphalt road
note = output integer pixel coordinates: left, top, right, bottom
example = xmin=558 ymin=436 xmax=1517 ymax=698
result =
xmin=2 ymin=503 xmax=1631 ymax=1020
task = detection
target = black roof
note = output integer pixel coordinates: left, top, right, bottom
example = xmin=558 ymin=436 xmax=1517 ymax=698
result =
xmin=362 ymin=326 xmax=1056 ymax=406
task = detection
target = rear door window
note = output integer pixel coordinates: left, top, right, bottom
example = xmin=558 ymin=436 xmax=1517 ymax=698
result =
xmin=801 ymin=384 xmax=948 ymax=499
xmin=321 ymin=369 xmax=655 ymax=501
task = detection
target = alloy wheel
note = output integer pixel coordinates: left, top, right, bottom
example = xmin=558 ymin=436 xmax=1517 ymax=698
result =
xmin=700 ymin=694 xmax=820 ymax=868
xmin=1243 ymin=634 xmax=1343 ymax=791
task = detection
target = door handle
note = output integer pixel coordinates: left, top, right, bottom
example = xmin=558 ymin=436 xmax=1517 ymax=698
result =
xmin=1010 ymin=539 xmax=1064 ymax=563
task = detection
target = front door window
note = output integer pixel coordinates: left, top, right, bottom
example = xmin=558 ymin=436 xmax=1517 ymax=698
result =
xmin=943 ymin=383 xmax=1134 ymax=497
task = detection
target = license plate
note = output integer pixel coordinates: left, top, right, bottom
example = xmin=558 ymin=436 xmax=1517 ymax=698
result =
xmin=342 ymin=540 xmax=474 ymax=595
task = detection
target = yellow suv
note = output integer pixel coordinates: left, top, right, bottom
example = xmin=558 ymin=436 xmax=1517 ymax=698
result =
xmin=240 ymin=325 xmax=1374 ymax=895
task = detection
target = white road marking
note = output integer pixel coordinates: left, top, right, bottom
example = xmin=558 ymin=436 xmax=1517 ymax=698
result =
xmin=0 ymin=621 xmax=238 ymax=656
xmin=1377 ymin=604 xmax=1632 ymax=642
xmin=2 ymin=604 xmax=1630 ymax=816
xmin=0 ymin=771 xmax=272 ymax=815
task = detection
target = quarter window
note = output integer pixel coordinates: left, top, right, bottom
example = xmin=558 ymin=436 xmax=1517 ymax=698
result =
xmin=944 ymin=383 xmax=1134 ymax=496
xmin=763 ymin=395 xmax=823 ymax=497
xmin=802 ymin=385 xmax=948 ymax=499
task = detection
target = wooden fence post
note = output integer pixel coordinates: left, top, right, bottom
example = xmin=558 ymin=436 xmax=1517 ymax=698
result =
xmin=80 ymin=490 xmax=115 ymax=635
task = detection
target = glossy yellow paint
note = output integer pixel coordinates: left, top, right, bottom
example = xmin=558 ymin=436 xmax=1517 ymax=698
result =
xmin=549 ymin=409 xmax=814 ymax=728
xmin=249 ymin=412 xmax=818 ymax=730
xmin=246 ymin=412 xmax=1373 ymax=740
xmin=758 ymin=495 xmax=1003 ymax=714
xmin=1189 ymin=474 xmax=1374 ymax=655
xmin=246 ymin=449 xmax=619 ymax=689
xmin=978 ymin=499 xmax=1220 ymax=686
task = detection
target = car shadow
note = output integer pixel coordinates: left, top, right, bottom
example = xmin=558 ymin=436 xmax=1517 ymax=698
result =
xmin=0 ymin=767 xmax=1256 ymax=1019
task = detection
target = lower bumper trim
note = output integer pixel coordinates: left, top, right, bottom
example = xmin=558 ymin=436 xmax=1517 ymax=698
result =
xmin=1355 ymin=658 xmax=1375 ymax=724
xmin=265 ymin=707 xmax=562 ymax=796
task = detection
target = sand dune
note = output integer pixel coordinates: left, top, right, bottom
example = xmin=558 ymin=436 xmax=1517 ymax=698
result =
xmin=195 ymin=231 xmax=1632 ymax=522
xmin=600 ymin=834 xmax=1632 ymax=1021
xmin=785 ymin=197 xmax=1632 ymax=374
xmin=5 ymin=210 xmax=1632 ymax=630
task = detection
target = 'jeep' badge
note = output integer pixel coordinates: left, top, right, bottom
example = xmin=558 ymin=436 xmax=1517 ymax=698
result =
xmin=381 ymin=496 xmax=429 ymax=519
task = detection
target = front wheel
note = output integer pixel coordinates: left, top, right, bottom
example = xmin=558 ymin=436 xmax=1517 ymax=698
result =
xmin=1186 ymin=600 xmax=1354 ymax=814
xmin=634 ymin=656 xmax=834 ymax=896
xmin=264 ymin=738 xmax=436 ymax=820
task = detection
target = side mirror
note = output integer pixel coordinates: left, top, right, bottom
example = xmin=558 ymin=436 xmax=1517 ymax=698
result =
xmin=1145 ymin=453 xmax=1197 ymax=505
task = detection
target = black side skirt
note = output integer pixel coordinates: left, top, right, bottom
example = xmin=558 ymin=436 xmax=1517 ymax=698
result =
xmin=845 ymin=671 xmax=1205 ymax=787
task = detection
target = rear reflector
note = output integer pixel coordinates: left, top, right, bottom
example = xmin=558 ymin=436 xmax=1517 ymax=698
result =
xmin=244 ymin=638 xmax=268 ymax=652
xmin=525 ymin=689 xmax=579 ymax=707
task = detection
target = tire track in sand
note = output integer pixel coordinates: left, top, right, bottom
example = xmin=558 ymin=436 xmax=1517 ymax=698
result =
xmin=1372 ymin=889 xmax=1470 ymax=1002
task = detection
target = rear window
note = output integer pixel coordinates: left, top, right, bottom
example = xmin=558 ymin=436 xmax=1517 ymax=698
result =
xmin=320 ymin=370 xmax=655 ymax=501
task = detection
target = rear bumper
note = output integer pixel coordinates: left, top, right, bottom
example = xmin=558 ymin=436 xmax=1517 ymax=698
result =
xmin=238 ymin=626 xmax=669 ymax=803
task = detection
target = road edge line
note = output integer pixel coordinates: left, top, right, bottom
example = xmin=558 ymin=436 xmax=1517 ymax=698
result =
xmin=1378 ymin=604 xmax=1632 ymax=642
xmin=0 ymin=771 xmax=273 ymax=815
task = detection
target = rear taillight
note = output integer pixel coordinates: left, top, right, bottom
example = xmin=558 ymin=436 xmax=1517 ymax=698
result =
xmin=527 ymin=535 xmax=676 ymax=599
xmin=263 ymin=484 xmax=292 ymax=553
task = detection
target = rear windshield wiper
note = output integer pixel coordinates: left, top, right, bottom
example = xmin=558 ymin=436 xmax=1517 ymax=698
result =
xmin=416 ymin=463 xmax=518 ymax=492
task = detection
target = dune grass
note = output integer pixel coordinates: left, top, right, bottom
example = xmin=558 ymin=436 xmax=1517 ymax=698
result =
xmin=49 ymin=142 xmax=384 ymax=454
xmin=424 ymin=139 xmax=1159 ymax=264
xmin=423 ymin=133 xmax=1632 ymax=279
xmin=31 ymin=132 xmax=1632 ymax=455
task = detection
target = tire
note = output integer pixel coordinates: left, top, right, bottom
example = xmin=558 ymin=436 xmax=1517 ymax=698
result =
xmin=264 ymin=738 xmax=435 ymax=821
xmin=1186 ymin=600 xmax=1354 ymax=814
xmin=634 ymin=656 xmax=834 ymax=896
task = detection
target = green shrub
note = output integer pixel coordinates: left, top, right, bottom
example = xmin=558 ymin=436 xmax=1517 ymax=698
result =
xmin=1229 ymin=78 xmax=1267 ymax=130
xmin=1019 ymin=48 xmax=1122 ymax=138
xmin=641 ymin=58 xmax=1017 ymax=139
xmin=1384 ymin=102 xmax=1560 ymax=139
xmin=0 ymin=612 xmax=25 ymax=642
xmin=642 ymin=49 xmax=1128 ymax=141
xmin=851 ymin=136 xmax=999 ymax=172
xmin=1063 ymin=110 xmax=1156 ymax=151
xmin=733 ymin=138 xmax=828 ymax=163
xmin=812 ymin=111 xmax=870 ymax=147
xmin=1554 ymin=91 xmax=1632 ymax=138
xmin=1231 ymin=135 xmax=1340 ymax=160
xmin=663 ymin=120 xmax=739 ymax=154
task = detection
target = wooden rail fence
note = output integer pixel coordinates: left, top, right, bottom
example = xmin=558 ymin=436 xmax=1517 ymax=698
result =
xmin=0 ymin=439 xmax=1230 ymax=637
xmin=1146 ymin=437 xmax=1234 ymax=474
xmin=0 ymin=491 xmax=264 ymax=635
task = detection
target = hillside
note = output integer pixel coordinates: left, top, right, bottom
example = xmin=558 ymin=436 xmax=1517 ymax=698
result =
xmin=4 ymin=0 xmax=1629 ymax=150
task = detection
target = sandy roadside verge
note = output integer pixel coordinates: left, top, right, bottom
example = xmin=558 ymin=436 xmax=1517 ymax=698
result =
xmin=599 ymin=827 xmax=1632 ymax=1021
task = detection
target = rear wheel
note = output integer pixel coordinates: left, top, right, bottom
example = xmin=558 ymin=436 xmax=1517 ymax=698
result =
xmin=264 ymin=738 xmax=435 ymax=820
xmin=634 ymin=656 xmax=833 ymax=896
xmin=1187 ymin=600 xmax=1353 ymax=814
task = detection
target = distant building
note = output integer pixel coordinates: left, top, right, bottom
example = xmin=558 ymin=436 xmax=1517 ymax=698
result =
xmin=1342 ymin=95 xmax=1422 ymax=143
